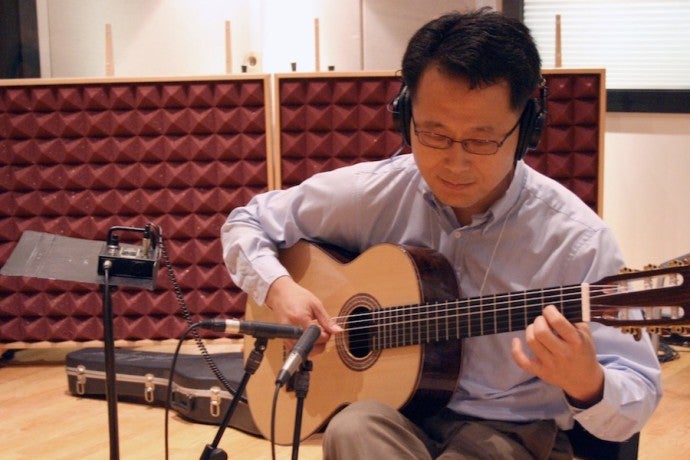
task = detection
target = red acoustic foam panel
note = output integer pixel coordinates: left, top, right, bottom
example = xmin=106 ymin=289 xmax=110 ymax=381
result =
xmin=525 ymin=71 xmax=604 ymax=212
xmin=0 ymin=77 xmax=271 ymax=345
xmin=276 ymin=72 xmax=604 ymax=213
xmin=277 ymin=74 xmax=407 ymax=188
xmin=0 ymin=71 xmax=603 ymax=346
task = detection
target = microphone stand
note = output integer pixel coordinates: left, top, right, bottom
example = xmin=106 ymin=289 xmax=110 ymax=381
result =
xmin=199 ymin=337 xmax=268 ymax=460
xmin=290 ymin=359 xmax=313 ymax=460
xmin=101 ymin=261 xmax=120 ymax=460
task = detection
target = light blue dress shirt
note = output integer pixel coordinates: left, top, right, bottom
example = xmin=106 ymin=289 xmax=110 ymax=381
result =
xmin=221 ymin=153 xmax=661 ymax=441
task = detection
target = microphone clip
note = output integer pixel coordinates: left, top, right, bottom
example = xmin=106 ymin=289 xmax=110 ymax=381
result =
xmin=275 ymin=324 xmax=321 ymax=388
xmin=286 ymin=359 xmax=313 ymax=393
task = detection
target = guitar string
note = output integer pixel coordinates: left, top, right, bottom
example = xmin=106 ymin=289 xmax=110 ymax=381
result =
xmin=336 ymin=290 xmax=587 ymax=341
xmin=330 ymin=283 xmax=640 ymax=351
xmin=339 ymin=301 xmax=668 ymax=345
xmin=336 ymin=186 xmax=510 ymax=342
xmin=336 ymin=200 xmax=568 ymax=349
xmin=338 ymin=303 xmax=618 ymax=353
xmin=328 ymin=268 xmax=688 ymax=352
xmin=334 ymin=298 xmax=634 ymax=344
xmin=330 ymin=266 xmax=686 ymax=331
xmin=330 ymin=283 xmax=618 ymax=327
xmin=338 ymin=304 xmax=673 ymax=354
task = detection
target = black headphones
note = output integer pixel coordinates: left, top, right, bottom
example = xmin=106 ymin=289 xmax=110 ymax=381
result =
xmin=391 ymin=79 xmax=548 ymax=161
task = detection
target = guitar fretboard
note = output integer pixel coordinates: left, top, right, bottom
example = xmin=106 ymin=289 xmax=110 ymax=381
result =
xmin=366 ymin=285 xmax=586 ymax=350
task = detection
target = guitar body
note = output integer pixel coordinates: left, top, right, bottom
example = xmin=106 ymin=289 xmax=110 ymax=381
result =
xmin=243 ymin=241 xmax=690 ymax=444
xmin=244 ymin=240 xmax=461 ymax=445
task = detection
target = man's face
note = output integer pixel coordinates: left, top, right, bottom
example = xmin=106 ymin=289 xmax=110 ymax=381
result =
xmin=410 ymin=66 xmax=522 ymax=226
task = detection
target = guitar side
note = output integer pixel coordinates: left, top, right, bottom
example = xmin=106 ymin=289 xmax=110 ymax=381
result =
xmin=243 ymin=240 xmax=461 ymax=445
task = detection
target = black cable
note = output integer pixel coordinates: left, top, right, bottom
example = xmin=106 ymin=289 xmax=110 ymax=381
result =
xmin=0 ymin=349 xmax=17 ymax=366
xmin=159 ymin=238 xmax=239 ymax=398
xmin=270 ymin=383 xmax=281 ymax=460
xmin=164 ymin=322 xmax=199 ymax=460
xmin=661 ymin=333 xmax=690 ymax=348
xmin=159 ymin=236 xmax=246 ymax=457
xmin=200 ymin=336 xmax=267 ymax=460
xmin=657 ymin=339 xmax=680 ymax=363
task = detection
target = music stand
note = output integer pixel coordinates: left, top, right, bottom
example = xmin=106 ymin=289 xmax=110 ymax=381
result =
xmin=0 ymin=229 xmax=159 ymax=460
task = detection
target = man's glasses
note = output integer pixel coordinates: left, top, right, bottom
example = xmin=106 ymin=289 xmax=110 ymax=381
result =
xmin=412 ymin=116 xmax=521 ymax=155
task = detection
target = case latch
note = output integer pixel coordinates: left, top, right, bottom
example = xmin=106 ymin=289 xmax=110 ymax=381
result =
xmin=144 ymin=373 xmax=155 ymax=403
xmin=76 ymin=365 xmax=87 ymax=395
xmin=210 ymin=386 xmax=221 ymax=417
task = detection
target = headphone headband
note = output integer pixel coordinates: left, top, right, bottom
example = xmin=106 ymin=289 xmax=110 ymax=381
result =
xmin=391 ymin=79 xmax=548 ymax=161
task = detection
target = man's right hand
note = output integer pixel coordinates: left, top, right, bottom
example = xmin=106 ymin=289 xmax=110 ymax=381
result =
xmin=264 ymin=275 xmax=343 ymax=353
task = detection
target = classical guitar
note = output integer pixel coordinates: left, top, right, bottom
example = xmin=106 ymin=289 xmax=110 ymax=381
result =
xmin=243 ymin=240 xmax=690 ymax=445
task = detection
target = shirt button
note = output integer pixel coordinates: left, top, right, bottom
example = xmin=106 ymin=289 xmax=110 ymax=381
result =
xmin=453 ymin=230 xmax=462 ymax=238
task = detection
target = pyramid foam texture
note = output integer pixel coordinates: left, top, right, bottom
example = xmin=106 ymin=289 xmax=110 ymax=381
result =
xmin=276 ymin=72 xmax=603 ymax=212
xmin=0 ymin=77 xmax=270 ymax=344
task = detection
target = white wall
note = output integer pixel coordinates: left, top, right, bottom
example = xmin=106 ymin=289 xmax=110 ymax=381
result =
xmin=34 ymin=0 xmax=690 ymax=268
xmin=38 ymin=0 xmax=490 ymax=76
xmin=40 ymin=0 xmax=256 ymax=77
xmin=603 ymin=112 xmax=690 ymax=268
xmin=362 ymin=0 xmax=478 ymax=69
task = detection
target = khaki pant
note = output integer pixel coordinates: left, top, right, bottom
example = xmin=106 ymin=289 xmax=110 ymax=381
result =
xmin=322 ymin=400 xmax=574 ymax=459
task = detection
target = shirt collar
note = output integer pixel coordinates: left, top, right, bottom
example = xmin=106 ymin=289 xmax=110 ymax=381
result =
xmin=420 ymin=160 xmax=527 ymax=231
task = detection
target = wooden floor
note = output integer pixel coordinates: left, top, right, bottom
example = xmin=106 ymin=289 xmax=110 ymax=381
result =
xmin=1 ymin=341 xmax=688 ymax=460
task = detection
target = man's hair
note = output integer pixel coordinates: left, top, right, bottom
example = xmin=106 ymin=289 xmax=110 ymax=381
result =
xmin=401 ymin=8 xmax=542 ymax=111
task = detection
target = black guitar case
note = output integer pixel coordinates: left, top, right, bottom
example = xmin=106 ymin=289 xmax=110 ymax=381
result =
xmin=65 ymin=347 xmax=260 ymax=436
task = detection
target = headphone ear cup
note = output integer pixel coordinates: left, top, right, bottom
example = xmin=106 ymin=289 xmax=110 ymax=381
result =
xmin=515 ymin=97 xmax=546 ymax=161
xmin=527 ymin=102 xmax=546 ymax=149
xmin=391 ymin=85 xmax=412 ymax=146
xmin=528 ymin=109 xmax=546 ymax=150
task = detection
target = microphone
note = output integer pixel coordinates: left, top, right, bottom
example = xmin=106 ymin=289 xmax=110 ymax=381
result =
xmin=275 ymin=324 xmax=322 ymax=387
xmin=197 ymin=319 xmax=303 ymax=339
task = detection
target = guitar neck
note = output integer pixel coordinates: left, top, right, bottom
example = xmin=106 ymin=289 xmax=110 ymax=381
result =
xmin=370 ymin=285 xmax=585 ymax=349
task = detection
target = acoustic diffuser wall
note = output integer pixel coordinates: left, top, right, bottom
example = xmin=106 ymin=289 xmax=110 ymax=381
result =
xmin=275 ymin=72 xmax=406 ymax=188
xmin=525 ymin=70 xmax=604 ymax=212
xmin=0 ymin=69 xmax=604 ymax=347
xmin=275 ymin=70 xmax=605 ymax=212
xmin=0 ymin=76 xmax=271 ymax=345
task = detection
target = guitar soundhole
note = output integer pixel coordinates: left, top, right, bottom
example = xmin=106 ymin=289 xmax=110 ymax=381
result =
xmin=336 ymin=293 xmax=381 ymax=371
xmin=348 ymin=306 xmax=373 ymax=358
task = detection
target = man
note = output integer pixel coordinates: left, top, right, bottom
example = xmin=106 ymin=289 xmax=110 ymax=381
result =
xmin=221 ymin=8 xmax=661 ymax=459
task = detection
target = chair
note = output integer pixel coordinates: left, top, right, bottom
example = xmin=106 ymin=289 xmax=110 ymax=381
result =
xmin=567 ymin=421 xmax=639 ymax=459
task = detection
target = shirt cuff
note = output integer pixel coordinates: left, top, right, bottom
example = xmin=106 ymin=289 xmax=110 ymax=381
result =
xmin=566 ymin=369 xmax=644 ymax=441
xmin=238 ymin=254 xmax=290 ymax=306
